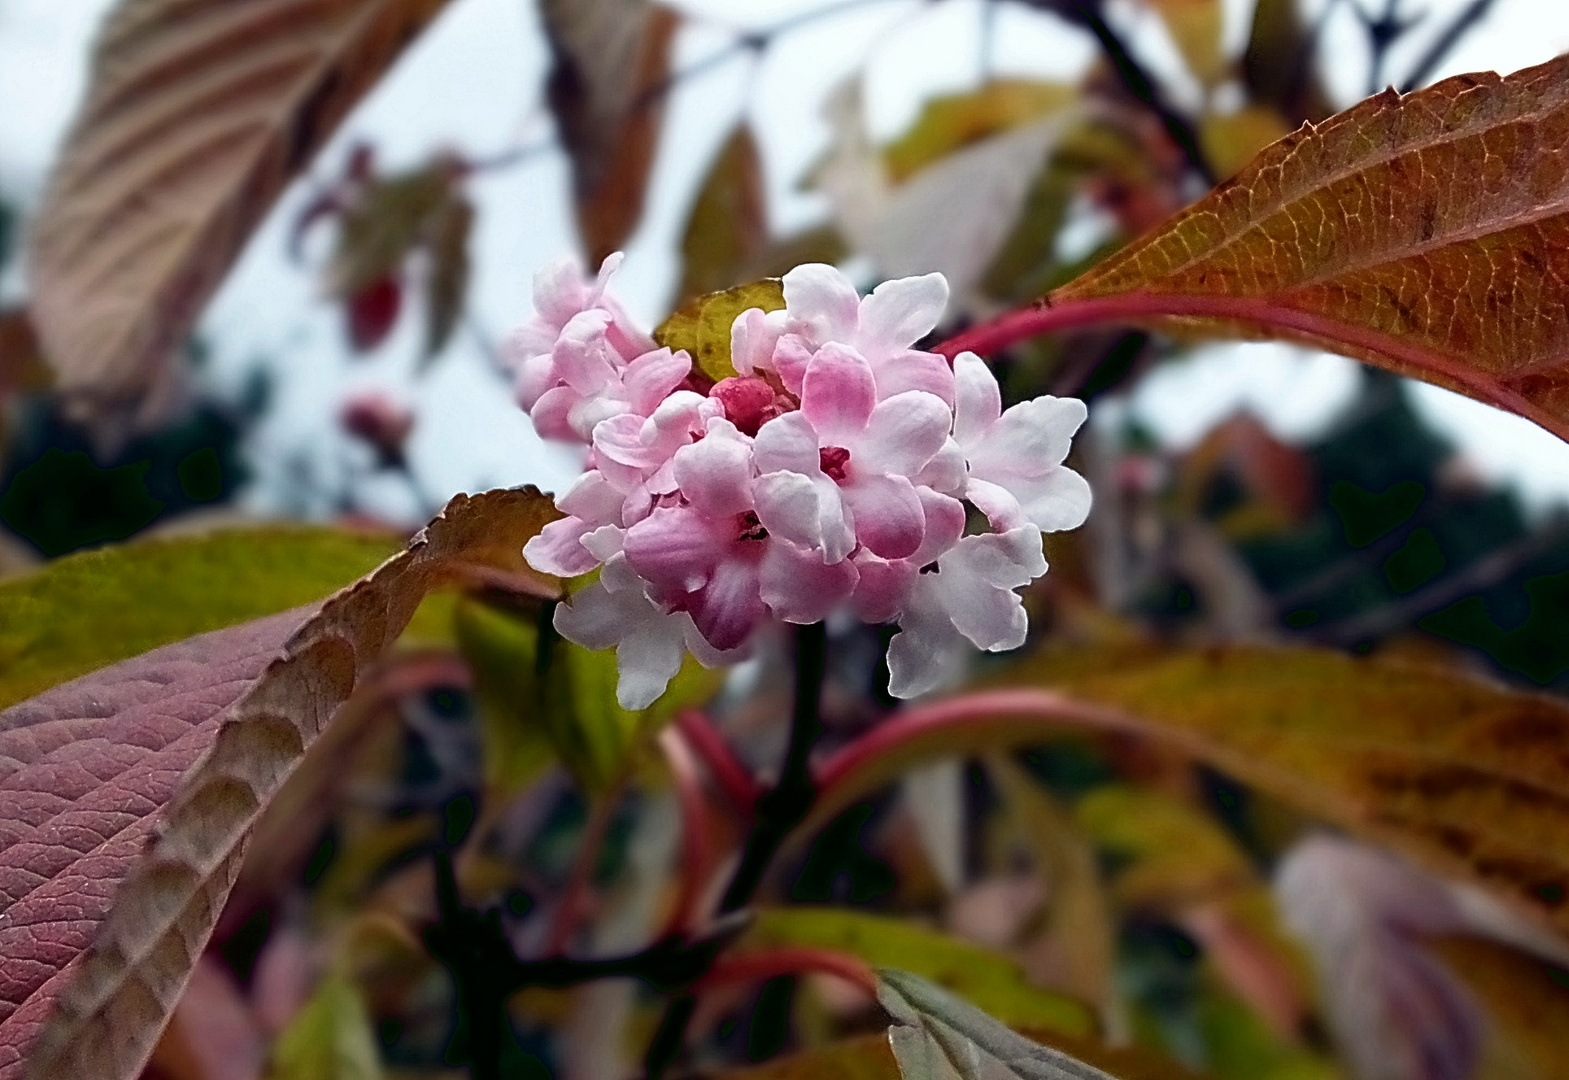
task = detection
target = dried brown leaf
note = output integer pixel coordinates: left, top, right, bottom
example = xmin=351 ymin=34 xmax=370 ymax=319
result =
xmin=1 ymin=488 xmax=558 ymax=1080
xmin=27 ymin=0 xmax=458 ymax=430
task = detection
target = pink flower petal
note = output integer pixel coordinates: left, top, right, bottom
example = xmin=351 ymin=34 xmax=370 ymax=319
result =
xmin=850 ymin=552 xmax=915 ymax=624
xmin=622 ymin=347 xmax=693 ymax=415
xmin=841 ymin=473 xmax=925 ymax=560
xmin=673 ymin=419 xmax=754 ymax=518
xmin=966 ymin=477 xmax=1028 ymax=531
xmin=533 ymin=256 xmax=592 ymax=326
xmin=753 ymin=412 xmax=821 ymax=475
xmin=801 ymin=343 xmax=876 ymax=445
xmin=754 ymin=469 xmax=840 ymax=553
xmin=782 ymin=263 xmax=860 ymax=345
xmin=911 ymin=489 xmax=966 ymax=566
xmin=856 ymin=273 xmax=948 ymax=360
xmin=689 ymin=557 xmax=766 ymax=651
xmin=623 ymin=506 xmax=723 ymax=595
xmin=731 ymin=307 xmax=785 ymax=377
xmin=557 ymin=470 xmax=624 ymax=523
xmin=870 ymin=349 xmax=956 ymax=405
xmin=593 ymin=413 xmax=664 ymax=469
xmin=952 ymin=351 xmax=1001 ymax=446
xmin=855 ymin=391 xmax=952 ymax=477
xmin=523 ymin=516 xmax=601 ymax=577
xmin=555 ymin=310 xmax=618 ymax=394
xmin=759 ymin=539 xmax=860 ymax=624
xmin=531 ymin=385 xmax=580 ymax=441
xmin=772 ymin=335 xmax=814 ymax=396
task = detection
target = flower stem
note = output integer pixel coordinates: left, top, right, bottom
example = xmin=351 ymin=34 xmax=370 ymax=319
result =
xmin=643 ymin=621 xmax=829 ymax=1079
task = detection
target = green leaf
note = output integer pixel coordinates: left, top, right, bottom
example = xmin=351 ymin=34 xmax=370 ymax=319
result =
xmin=879 ymin=969 xmax=1121 ymax=1080
xmin=0 ymin=525 xmax=402 ymax=710
xmin=744 ymin=908 xmax=1094 ymax=1037
xmin=269 ymin=972 xmax=383 ymax=1080
xmin=421 ymin=191 xmax=474 ymax=362
xmin=653 ymin=279 xmax=786 ymax=383
xmin=453 ymin=596 xmax=722 ymax=794
xmin=677 ymin=124 xmax=769 ymax=302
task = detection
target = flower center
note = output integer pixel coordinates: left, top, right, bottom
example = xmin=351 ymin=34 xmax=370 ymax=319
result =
xmin=819 ymin=446 xmax=851 ymax=482
xmin=736 ymin=510 xmax=769 ymax=542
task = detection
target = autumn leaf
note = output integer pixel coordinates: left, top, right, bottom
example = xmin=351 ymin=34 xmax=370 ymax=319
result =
xmin=541 ymin=0 xmax=681 ymax=264
xmin=1 ymin=489 xmax=558 ymax=1080
xmin=677 ymin=125 xmax=769 ymax=303
xmin=27 ymin=0 xmax=458 ymax=432
xmin=810 ymin=645 xmax=1569 ymax=939
xmin=945 ymin=55 xmax=1569 ymax=443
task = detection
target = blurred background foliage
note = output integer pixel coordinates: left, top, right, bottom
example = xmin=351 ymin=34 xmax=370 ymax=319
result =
xmin=8 ymin=2 xmax=1569 ymax=1080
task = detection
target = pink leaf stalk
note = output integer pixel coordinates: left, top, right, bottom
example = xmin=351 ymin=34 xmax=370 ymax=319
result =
xmin=507 ymin=257 xmax=1093 ymax=708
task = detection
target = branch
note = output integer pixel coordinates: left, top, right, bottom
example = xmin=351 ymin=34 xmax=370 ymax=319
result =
xmin=1399 ymin=0 xmax=1500 ymax=92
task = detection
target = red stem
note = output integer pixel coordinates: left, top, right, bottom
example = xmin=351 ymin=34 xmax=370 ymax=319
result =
xmin=695 ymin=948 xmax=878 ymax=998
xmin=658 ymin=727 xmax=716 ymax=938
xmin=813 ymin=688 xmax=1145 ymax=798
xmin=675 ymin=709 xmax=760 ymax=813
xmin=545 ymin=786 xmax=621 ymax=956
xmin=931 ymin=293 xmax=1569 ymax=444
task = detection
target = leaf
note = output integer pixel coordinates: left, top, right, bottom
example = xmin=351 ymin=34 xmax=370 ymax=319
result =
xmin=1073 ymin=785 xmax=1256 ymax=910
xmin=421 ymin=191 xmax=473 ymax=362
xmin=986 ymin=758 xmax=1116 ymax=1017
xmin=654 ymin=279 xmax=786 ymax=384
xmin=268 ymin=972 xmax=383 ymax=1080
xmin=3 ymin=488 xmax=558 ymax=1080
xmin=453 ymin=595 xmax=722 ymax=794
xmin=1042 ymin=56 xmax=1569 ymax=442
xmin=879 ymin=969 xmax=1122 ymax=1080
xmin=1147 ymin=0 xmax=1227 ymax=87
xmin=883 ymin=81 xmax=1078 ymax=183
xmin=702 ymin=1031 xmax=1202 ymax=1080
xmin=1242 ymin=0 xmax=1333 ymax=124
xmin=27 ymin=0 xmax=459 ymax=430
xmin=811 ymin=644 xmax=1569 ymax=937
xmin=327 ymin=163 xmax=455 ymax=300
xmin=677 ymin=125 xmax=769 ymax=303
xmin=541 ymin=0 xmax=681 ymax=264
xmin=0 ymin=525 xmax=402 ymax=712
xmin=1430 ymin=935 xmax=1569 ymax=1079
xmin=741 ymin=908 xmax=1094 ymax=1037
xmin=1197 ymin=106 xmax=1292 ymax=181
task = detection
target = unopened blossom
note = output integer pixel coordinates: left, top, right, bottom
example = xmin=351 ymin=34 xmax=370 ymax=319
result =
xmin=515 ymin=257 xmax=1091 ymax=708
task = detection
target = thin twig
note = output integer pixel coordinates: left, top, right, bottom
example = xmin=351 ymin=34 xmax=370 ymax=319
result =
xmin=1399 ymin=0 xmax=1500 ymax=92
xmin=545 ymin=787 xmax=623 ymax=956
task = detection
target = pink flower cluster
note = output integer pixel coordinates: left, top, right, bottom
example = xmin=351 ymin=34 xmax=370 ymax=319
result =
xmin=509 ymin=256 xmax=1091 ymax=708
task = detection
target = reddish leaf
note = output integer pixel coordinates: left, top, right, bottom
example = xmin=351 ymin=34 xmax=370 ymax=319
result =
xmin=0 ymin=610 xmax=309 ymax=1080
xmin=944 ymin=56 xmax=1569 ymax=442
xmin=0 ymin=489 xmax=558 ymax=1080
xmin=541 ymin=0 xmax=681 ymax=264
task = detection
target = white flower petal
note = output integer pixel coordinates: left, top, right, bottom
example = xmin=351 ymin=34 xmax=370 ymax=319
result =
xmin=856 ymin=391 xmax=952 ymax=476
xmin=759 ymin=539 xmax=860 ymax=624
xmin=673 ymin=420 xmax=754 ymax=518
xmin=952 ymin=351 xmax=1002 ymax=447
xmin=969 ymin=395 xmax=1087 ymax=476
xmin=1007 ymin=467 xmax=1094 ymax=533
xmin=753 ymin=411 xmax=822 ymax=475
xmin=856 ymin=272 xmax=948 ymax=360
xmin=782 ymin=263 xmax=861 ymax=345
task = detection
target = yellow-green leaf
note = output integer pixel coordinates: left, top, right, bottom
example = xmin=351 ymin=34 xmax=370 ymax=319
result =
xmin=453 ymin=596 xmax=722 ymax=795
xmin=0 ymin=525 xmax=402 ymax=711
xmin=1198 ymin=106 xmax=1293 ymax=181
xmin=654 ymin=279 xmax=786 ymax=384
xmin=269 ymin=973 xmax=383 ymax=1080
xmin=743 ymin=908 xmax=1094 ymax=1037
xmin=1147 ymin=0 xmax=1227 ymax=87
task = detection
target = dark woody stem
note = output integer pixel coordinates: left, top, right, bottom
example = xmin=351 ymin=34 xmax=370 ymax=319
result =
xmin=642 ymin=621 xmax=830 ymax=1079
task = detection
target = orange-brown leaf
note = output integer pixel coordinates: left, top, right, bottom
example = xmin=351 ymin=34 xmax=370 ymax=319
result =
xmin=812 ymin=646 xmax=1569 ymax=939
xmin=959 ymin=56 xmax=1569 ymax=442
xmin=27 ymin=0 xmax=458 ymax=432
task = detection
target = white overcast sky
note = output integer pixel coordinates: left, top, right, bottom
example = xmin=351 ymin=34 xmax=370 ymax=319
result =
xmin=5 ymin=0 xmax=1569 ymax=518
